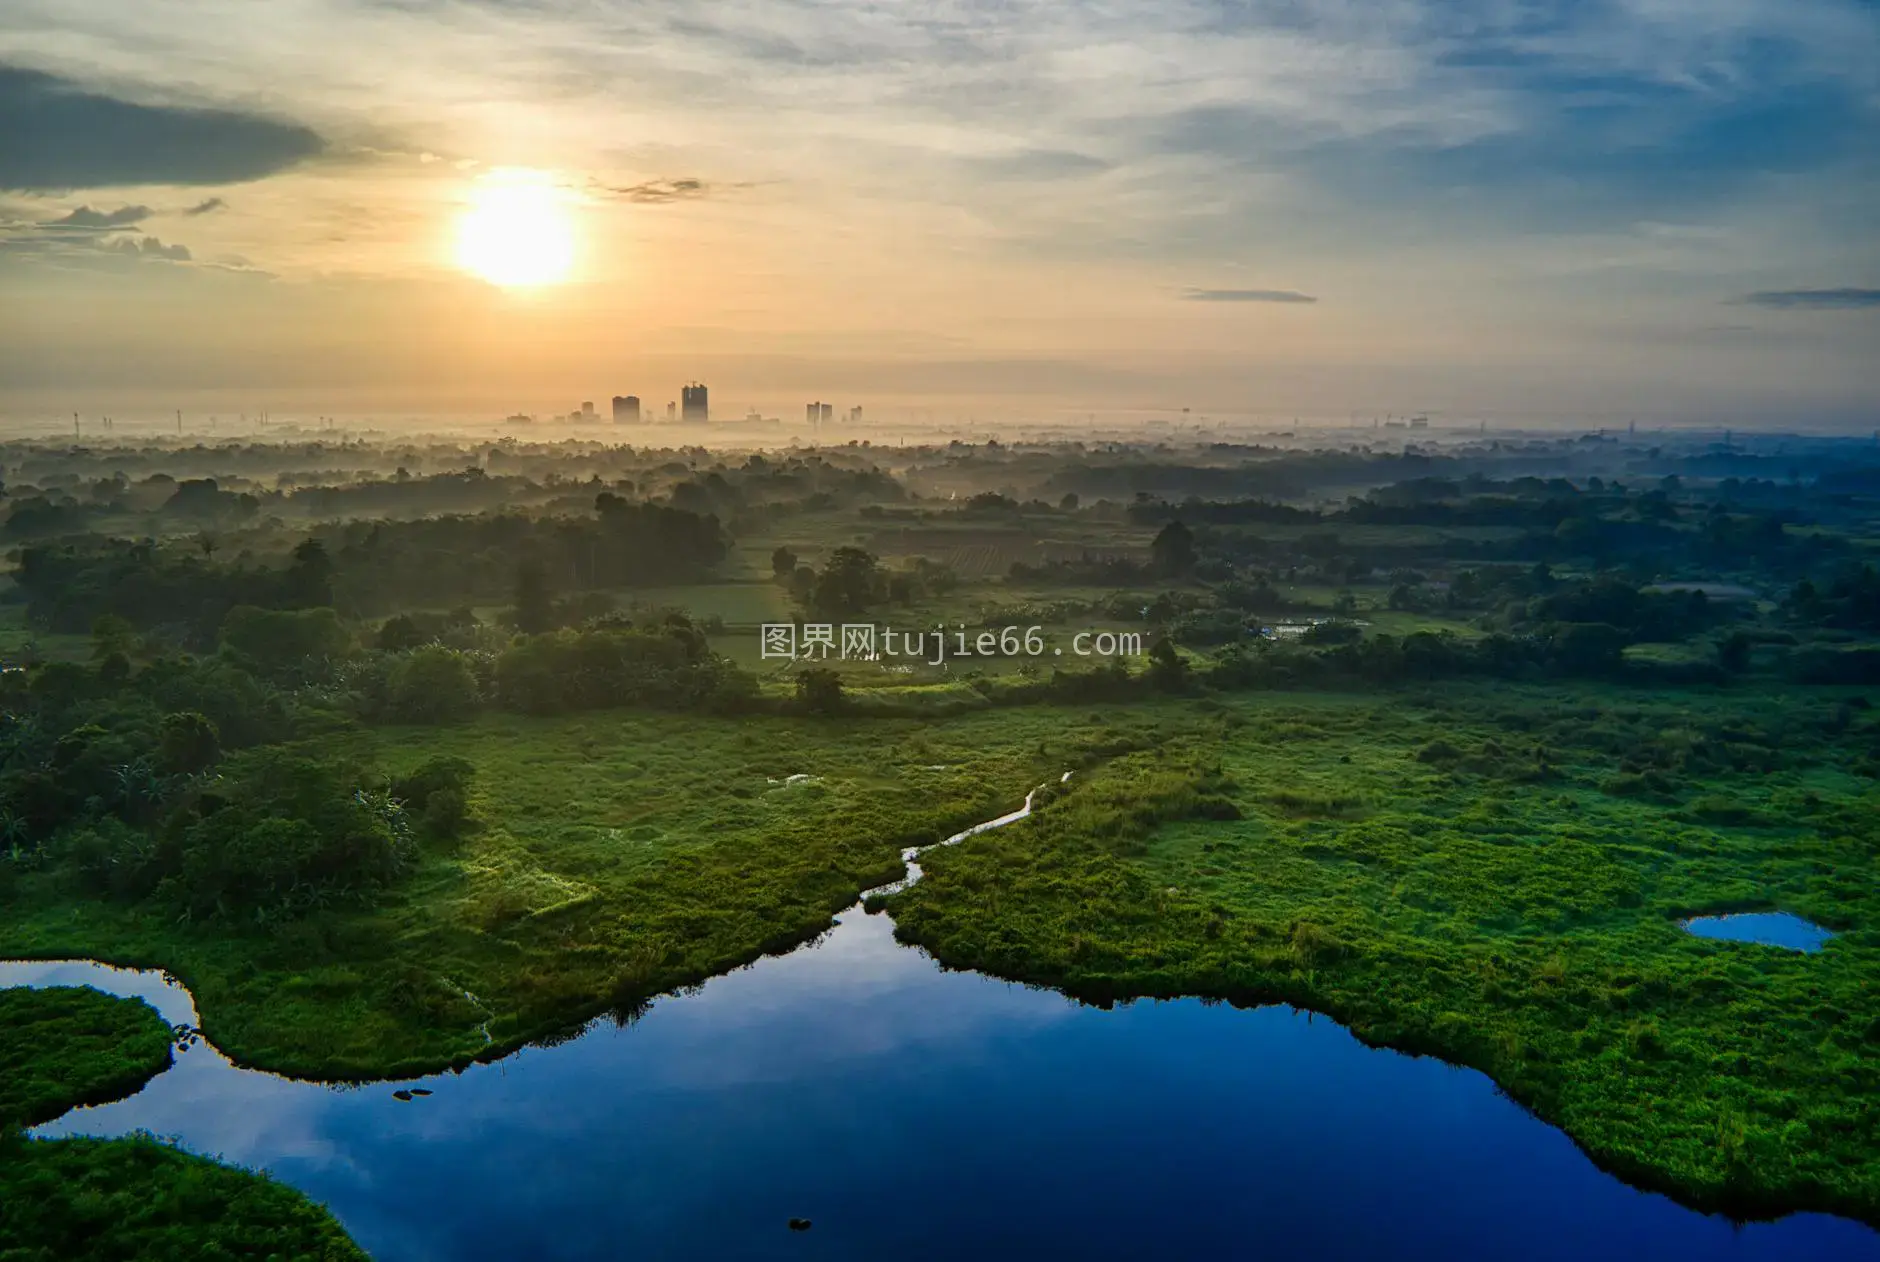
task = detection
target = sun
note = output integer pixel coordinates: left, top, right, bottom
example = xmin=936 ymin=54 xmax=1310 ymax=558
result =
xmin=454 ymin=169 xmax=576 ymax=288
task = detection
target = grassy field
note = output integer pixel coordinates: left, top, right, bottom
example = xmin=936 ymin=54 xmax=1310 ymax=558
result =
xmin=0 ymin=596 xmax=91 ymax=666
xmin=881 ymin=683 xmax=1880 ymax=1223
xmin=0 ymin=705 xmax=1194 ymax=1079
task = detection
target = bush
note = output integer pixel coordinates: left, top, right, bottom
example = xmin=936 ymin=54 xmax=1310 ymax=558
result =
xmin=385 ymin=646 xmax=482 ymax=724
xmin=391 ymin=756 xmax=477 ymax=839
xmin=796 ymin=668 xmax=844 ymax=714
xmin=1302 ymin=620 xmax=1362 ymax=646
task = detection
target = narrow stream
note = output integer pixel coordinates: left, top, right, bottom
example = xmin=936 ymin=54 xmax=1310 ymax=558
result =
xmin=4 ymin=781 xmax=1876 ymax=1262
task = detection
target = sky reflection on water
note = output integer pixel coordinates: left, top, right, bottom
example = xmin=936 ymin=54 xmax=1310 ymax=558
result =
xmin=5 ymin=905 xmax=1877 ymax=1262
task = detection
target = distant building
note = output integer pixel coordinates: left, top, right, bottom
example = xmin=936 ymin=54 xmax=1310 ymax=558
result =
xmin=1409 ymin=415 xmax=1429 ymax=429
xmin=818 ymin=402 xmax=833 ymax=423
xmin=682 ymin=382 xmax=709 ymax=423
xmin=612 ymin=395 xmax=640 ymax=423
xmin=807 ymin=401 xmax=821 ymax=424
xmin=666 ymin=401 xmax=677 ymax=422
xmin=581 ymin=401 xmax=596 ymax=419
xmin=848 ymin=406 xmax=863 ymax=424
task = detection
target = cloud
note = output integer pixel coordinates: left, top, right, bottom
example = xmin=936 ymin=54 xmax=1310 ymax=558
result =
xmin=1736 ymin=287 xmax=1880 ymax=310
xmin=184 ymin=197 xmax=227 ymax=216
xmin=46 ymin=203 xmax=151 ymax=229
xmin=594 ymin=178 xmax=712 ymax=204
xmin=0 ymin=206 xmax=194 ymax=268
xmin=964 ymin=149 xmax=1112 ymax=181
xmin=1181 ymin=288 xmax=1318 ymax=304
xmin=112 ymin=235 xmax=191 ymax=261
xmin=0 ymin=64 xmax=324 ymax=190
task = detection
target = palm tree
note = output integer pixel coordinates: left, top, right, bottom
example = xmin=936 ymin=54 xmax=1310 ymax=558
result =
xmin=0 ymin=808 xmax=31 ymax=863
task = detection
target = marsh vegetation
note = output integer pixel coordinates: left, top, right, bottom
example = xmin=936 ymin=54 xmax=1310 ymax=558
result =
xmin=0 ymin=985 xmax=366 ymax=1261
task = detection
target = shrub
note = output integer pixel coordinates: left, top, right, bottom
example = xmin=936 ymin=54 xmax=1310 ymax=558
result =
xmin=391 ymin=756 xmax=477 ymax=840
xmin=1417 ymin=739 xmax=1461 ymax=764
xmin=385 ymin=646 xmax=482 ymax=724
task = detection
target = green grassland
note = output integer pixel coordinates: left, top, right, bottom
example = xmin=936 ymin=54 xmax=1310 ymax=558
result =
xmin=0 ymin=986 xmax=368 ymax=1262
xmin=882 ymin=683 xmax=1880 ymax=1223
xmin=0 ymin=706 xmax=1191 ymax=1079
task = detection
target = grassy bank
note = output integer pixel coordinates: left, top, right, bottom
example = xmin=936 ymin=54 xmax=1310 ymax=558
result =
xmin=0 ymin=986 xmax=368 ymax=1261
xmin=0 ymin=986 xmax=173 ymax=1127
xmin=883 ymin=684 xmax=1880 ymax=1224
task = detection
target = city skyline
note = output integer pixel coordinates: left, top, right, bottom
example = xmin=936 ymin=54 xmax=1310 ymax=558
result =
xmin=1 ymin=2 xmax=1877 ymax=427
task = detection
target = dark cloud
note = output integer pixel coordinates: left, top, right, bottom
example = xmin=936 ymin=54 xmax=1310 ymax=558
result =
xmin=595 ymin=178 xmax=711 ymax=204
xmin=47 ymin=204 xmax=151 ymax=229
xmin=184 ymin=196 xmax=227 ymax=216
xmin=1182 ymin=288 xmax=1318 ymax=304
xmin=0 ymin=64 xmax=324 ymax=190
xmin=1737 ymin=287 xmax=1880 ymax=310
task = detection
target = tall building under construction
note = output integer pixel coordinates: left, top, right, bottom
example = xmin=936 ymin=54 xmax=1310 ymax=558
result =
xmin=681 ymin=382 xmax=709 ymax=423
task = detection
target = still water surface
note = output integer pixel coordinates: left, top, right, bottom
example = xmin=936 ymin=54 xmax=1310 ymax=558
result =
xmin=3 ymin=792 xmax=1876 ymax=1261
xmin=1680 ymin=911 xmax=1837 ymax=952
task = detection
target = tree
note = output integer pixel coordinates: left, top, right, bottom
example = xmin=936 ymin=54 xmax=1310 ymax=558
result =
xmin=1151 ymin=520 xmax=1196 ymax=577
xmin=219 ymin=606 xmax=352 ymax=683
xmin=1147 ymin=638 xmax=1188 ymax=692
xmin=220 ymin=606 xmax=352 ymax=681
xmin=796 ymin=668 xmax=844 ymax=714
xmin=157 ymin=711 xmax=221 ymax=776
xmin=512 ymin=558 xmax=556 ymax=634
xmin=770 ymin=546 xmax=798 ymax=579
xmin=90 ymin=614 xmax=136 ymax=661
xmin=1717 ymin=630 xmax=1753 ymax=674
xmin=283 ymin=538 xmax=335 ymax=608
xmin=809 ymin=547 xmax=881 ymax=618
xmin=376 ymin=614 xmax=426 ymax=652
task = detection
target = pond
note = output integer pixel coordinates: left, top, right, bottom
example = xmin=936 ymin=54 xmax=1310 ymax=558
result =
xmin=4 ymin=793 xmax=1877 ymax=1261
xmin=1680 ymin=912 xmax=1837 ymax=952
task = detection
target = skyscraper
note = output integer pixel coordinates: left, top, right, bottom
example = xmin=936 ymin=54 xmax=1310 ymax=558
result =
xmin=807 ymin=401 xmax=821 ymax=424
xmin=613 ymin=395 xmax=640 ymax=423
xmin=666 ymin=401 xmax=676 ymax=422
xmin=581 ymin=401 xmax=596 ymax=419
xmin=818 ymin=402 xmax=832 ymax=423
xmin=681 ymin=382 xmax=709 ymax=423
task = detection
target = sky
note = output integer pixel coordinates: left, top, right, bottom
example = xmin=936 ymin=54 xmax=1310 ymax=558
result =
xmin=1 ymin=0 xmax=1877 ymax=427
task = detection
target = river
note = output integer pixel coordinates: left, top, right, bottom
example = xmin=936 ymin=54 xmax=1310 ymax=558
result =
xmin=4 ymin=783 xmax=1876 ymax=1261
